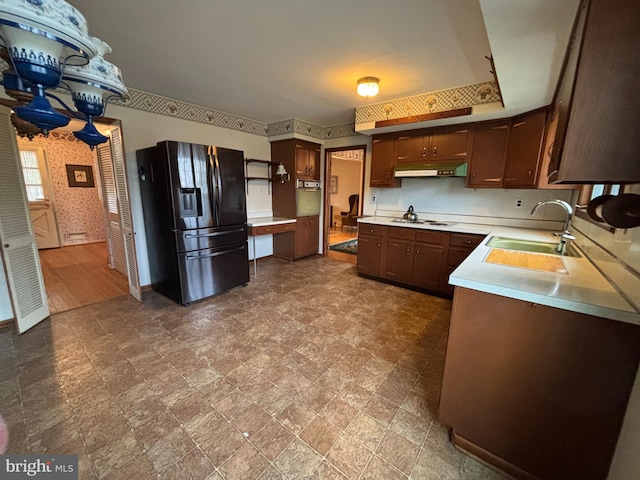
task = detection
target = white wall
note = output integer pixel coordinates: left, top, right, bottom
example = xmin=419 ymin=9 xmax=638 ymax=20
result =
xmin=375 ymin=177 xmax=575 ymax=225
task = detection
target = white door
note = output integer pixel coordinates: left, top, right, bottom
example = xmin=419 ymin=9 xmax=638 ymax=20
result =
xmin=109 ymin=127 xmax=141 ymax=301
xmin=0 ymin=105 xmax=50 ymax=333
xmin=96 ymin=140 xmax=127 ymax=275
xmin=95 ymin=126 xmax=142 ymax=302
xmin=20 ymin=147 xmax=61 ymax=249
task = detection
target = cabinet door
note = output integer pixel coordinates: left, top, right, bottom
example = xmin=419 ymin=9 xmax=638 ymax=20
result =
xmin=357 ymin=234 xmax=385 ymax=276
xmin=440 ymin=288 xmax=640 ymax=480
xmin=395 ymin=133 xmax=429 ymax=163
xmin=295 ymin=216 xmax=309 ymax=258
xmin=430 ymin=126 xmax=470 ymax=162
xmin=547 ymin=1 xmax=587 ymax=183
xmin=384 ymin=239 xmax=413 ymax=283
xmin=295 ymin=145 xmax=311 ymax=179
xmin=551 ymin=0 xmax=640 ymax=183
xmin=467 ymin=122 xmax=509 ymax=187
xmin=503 ymin=110 xmax=546 ymax=188
xmin=412 ymin=242 xmax=444 ymax=290
xmin=370 ymin=136 xmax=400 ymax=187
xmin=307 ymin=215 xmax=319 ymax=254
xmin=309 ymin=147 xmax=320 ymax=180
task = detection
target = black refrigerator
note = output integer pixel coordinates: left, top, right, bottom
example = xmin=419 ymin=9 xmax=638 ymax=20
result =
xmin=136 ymin=141 xmax=249 ymax=305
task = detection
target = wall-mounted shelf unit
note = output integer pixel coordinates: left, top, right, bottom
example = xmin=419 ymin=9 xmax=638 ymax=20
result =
xmin=244 ymin=158 xmax=274 ymax=194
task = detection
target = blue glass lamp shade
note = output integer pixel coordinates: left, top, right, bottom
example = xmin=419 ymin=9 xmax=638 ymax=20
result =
xmin=72 ymin=119 xmax=108 ymax=148
xmin=14 ymin=93 xmax=70 ymax=132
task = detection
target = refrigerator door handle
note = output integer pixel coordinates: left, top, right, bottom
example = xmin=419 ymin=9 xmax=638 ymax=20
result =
xmin=184 ymin=228 xmax=244 ymax=239
xmin=206 ymin=148 xmax=217 ymax=225
xmin=213 ymin=153 xmax=222 ymax=222
xmin=186 ymin=245 xmax=245 ymax=260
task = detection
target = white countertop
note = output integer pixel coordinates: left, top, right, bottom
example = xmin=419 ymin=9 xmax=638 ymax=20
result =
xmin=247 ymin=216 xmax=296 ymax=227
xmin=358 ymin=216 xmax=640 ymax=325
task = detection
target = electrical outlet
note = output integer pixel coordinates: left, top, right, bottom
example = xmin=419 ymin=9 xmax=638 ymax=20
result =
xmin=515 ymin=198 xmax=523 ymax=209
xmin=371 ymin=194 xmax=377 ymax=203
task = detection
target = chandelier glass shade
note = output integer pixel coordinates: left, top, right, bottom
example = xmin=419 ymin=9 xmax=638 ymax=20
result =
xmin=0 ymin=0 xmax=127 ymax=148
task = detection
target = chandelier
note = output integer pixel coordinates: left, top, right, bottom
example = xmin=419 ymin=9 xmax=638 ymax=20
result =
xmin=0 ymin=0 xmax=127 ymax=148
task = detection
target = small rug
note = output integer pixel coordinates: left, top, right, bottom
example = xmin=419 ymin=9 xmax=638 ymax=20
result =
xmin=330 ymin=239 xmax=357 ymax=255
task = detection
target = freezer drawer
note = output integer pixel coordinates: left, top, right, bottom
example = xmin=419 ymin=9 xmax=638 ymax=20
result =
xmin=175 ymin=225 xmax=247 ymax=253
xmin=177 ymin=243 xmax=249 ymax=304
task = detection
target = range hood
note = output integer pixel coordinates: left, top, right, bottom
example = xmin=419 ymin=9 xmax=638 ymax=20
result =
xmin=394 ymin=162 xmax=468 ymax=178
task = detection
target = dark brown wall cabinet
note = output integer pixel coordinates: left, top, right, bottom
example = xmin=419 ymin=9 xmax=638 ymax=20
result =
xmin=371 ymin=111 xmax=574 ymax=190
xmin=547 ymin=0 xmax=640 ymax=183
xmin=395 ymin=126 xmax=469 ymax=164
xmin=440 ymin=287 xmax=640 ymax=480
xmin=295 ymin=144 xmax=320 ymax=180
xmin=271 ymin=138 xmax=322 ymax=261
xmin=467 ymin=121 xmax=509 ymax=187
xmin=357 ymin=224 xmax=483 ymax=296
xmin=503 ymin=110 xmax=547 ymax=188
xmin=467 ymin=111 xmax=548 ymax=189
xmin=370 ymin=135 xmax=400 ymax=188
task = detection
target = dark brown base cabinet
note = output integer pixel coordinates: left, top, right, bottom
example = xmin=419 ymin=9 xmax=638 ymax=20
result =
xmin=440 ymin=287 xmax=640 ymax=480
xmin=356 ymin=224 xmax=386 ymax=276
xmin=357 ymin=224 xmax=483 ymax=296
xmin=274 ymin=215 xmax=319 ymax=261
xmin=295 ymin=215 xmax=319 ymax=259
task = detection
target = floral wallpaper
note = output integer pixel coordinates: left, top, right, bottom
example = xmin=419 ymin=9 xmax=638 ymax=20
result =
xmin=17 ymin=132 xmax=106 ymax=246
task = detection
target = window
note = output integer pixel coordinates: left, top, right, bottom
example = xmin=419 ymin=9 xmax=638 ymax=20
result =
xmin=19 ymin=149 xmax=45 ymax=202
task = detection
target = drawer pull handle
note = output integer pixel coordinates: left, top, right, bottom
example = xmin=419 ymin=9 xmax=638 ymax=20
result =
xmin=464 ymin=240 xmax=473 ymax=244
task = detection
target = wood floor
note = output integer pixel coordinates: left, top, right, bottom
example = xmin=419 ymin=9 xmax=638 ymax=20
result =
xmin=327 ymin=228 xmax=358 ymax=264
xmin=38 ymin=242 xmax=130 ymax=314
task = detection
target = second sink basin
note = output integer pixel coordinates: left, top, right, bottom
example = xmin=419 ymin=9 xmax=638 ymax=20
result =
xmin=486 ymin=236 xmax=581 ymax=257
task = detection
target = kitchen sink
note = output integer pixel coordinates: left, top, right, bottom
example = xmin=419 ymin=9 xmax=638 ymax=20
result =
xmin=486 ymin=236 xmax=581 ymax=257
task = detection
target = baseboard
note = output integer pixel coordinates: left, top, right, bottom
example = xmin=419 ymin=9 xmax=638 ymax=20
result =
xmin=452 ymin=432 xmax=540 ymax=480
xmin=0 ymin=318 xmax=15 ymax=330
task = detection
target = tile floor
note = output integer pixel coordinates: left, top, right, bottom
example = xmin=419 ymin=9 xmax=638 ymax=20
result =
xmin=0 ymin=256 xmax=506 ymax=480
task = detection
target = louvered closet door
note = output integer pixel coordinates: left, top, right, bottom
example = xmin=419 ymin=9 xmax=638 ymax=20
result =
xmin=109 ymin=127 xmax=141 ymax=301
xmin=96 ymin=140 xmax=127 ymax=276
xmin=0 ymin=106 xmax=50 ymax=333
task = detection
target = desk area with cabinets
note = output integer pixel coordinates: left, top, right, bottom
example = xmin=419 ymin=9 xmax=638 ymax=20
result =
xmin=246 ymin=217 xmax=296 ymax=274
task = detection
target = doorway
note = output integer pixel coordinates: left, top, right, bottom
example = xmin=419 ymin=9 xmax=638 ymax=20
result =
xmin=15 ymin=128 xmax=131 ymax=314
xmin=324 ymin=147 xmax=366 ymax=264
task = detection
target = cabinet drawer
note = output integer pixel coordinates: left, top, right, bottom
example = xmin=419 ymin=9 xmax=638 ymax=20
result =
xmin=415 ymin=230 xmax=445 ymax=245
xmin=250 ymin=223 xmax=296 ymax=236
xmin=450 ymin=233 xmax=484 ymax=248
xmin=358 ymin=224 xmax=385 ymax=237
xmin=274 ymin=222 xmax=296 ymax=233
xmin=388 ymin=226 xmax=415 ymax=240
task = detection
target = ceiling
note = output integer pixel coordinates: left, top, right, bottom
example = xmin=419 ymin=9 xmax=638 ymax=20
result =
xmin=66 ymin=0 xmax=580 ymax=129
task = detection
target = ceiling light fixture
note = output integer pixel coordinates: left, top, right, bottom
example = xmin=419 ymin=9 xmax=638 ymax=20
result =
xmin=357 ymin=76 xmax=380 ymax=97
xmin=0 ymin=0 xmax=128 ymax=149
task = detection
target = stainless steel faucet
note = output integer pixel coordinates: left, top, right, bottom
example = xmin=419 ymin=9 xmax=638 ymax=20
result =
xmin=531 ymin=199 xmax=575 ymax=254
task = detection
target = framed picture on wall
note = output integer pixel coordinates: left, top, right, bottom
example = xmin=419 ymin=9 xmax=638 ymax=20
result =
xmin=66 ymin=164 xmax=95 ymax=187
xmin=330 ymin=175 xmax=338 ymax=194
